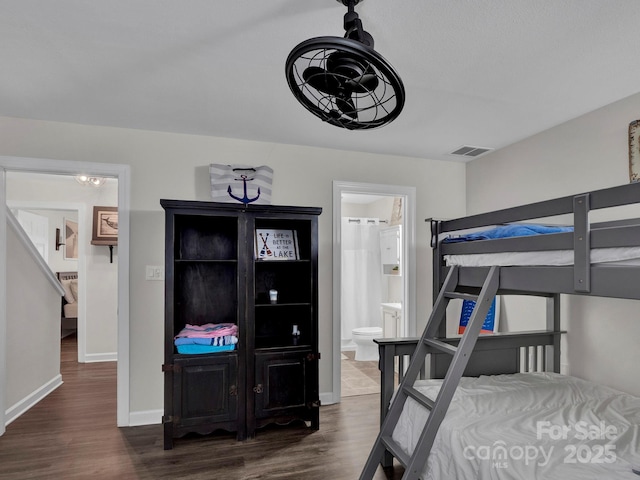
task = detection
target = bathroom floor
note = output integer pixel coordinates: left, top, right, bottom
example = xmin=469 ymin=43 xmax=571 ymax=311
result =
xmin=341 ymin=350 xmax=380 ymax=397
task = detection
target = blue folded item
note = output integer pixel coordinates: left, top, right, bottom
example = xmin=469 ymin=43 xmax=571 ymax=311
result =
xmin=443 ymin=224 xmax=573 ymax=243
xmin=176 ymin=344 xmax=236 ymax=354
xmin=174 ymin=335 xmax=238 ymax=347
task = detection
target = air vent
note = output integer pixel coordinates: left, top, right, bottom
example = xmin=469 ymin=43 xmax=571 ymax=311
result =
xmin=449 ymin=145 xmax=493 ymax=158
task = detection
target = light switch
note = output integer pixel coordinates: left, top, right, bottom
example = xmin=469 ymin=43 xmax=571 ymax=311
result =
xmin=145 ymin=265 xmax=165 ymax=281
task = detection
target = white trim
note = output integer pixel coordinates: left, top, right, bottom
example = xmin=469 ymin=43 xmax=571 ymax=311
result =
xmin=115 ymin=163 xmax=131 ymax=428
xmin=85 ymin=352 xmax=117 ymax=363
xmin=6 ymin=210 xmax=64 ymax=296
xmin=319 ymin=392 xmax=335 ymax=406
xmin=0 ymin=168 xmax=6 ymax=435
xmin=331 ymin=181 xmax=417 ymax=405
xmin=129 ymin=409 xmax=163 ymax=427
xmin=4 ymin=374 xmax=63 ymax=426
xmin=0 ymin=156 xmax=131 ymax=429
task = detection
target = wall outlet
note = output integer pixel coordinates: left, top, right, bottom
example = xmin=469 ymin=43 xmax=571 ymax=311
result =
xmin=145 ymin=265 xmax=165 ymax=281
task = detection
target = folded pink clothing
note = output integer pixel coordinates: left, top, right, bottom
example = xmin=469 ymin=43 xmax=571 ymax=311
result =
xmin=175 ymin=323 xmax=238 ymax=339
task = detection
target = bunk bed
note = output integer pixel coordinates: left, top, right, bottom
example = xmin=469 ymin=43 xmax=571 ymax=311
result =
xmin=365 ymin=182 xmax=640 ymax=480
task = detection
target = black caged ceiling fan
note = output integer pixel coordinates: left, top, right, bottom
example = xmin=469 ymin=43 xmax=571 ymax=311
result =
xmin=285 ymin=0 xmax=405 ymax=130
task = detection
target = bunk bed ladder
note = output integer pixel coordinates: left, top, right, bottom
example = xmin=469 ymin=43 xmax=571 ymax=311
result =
xmin=360 ymin=265 xmax=500 ymax=480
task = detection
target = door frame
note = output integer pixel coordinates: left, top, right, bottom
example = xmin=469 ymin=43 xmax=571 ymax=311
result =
xmin=0 ymin=156 xmax=131 ymax=434
xmin=330 ymin=181 xmax=416 ymax=404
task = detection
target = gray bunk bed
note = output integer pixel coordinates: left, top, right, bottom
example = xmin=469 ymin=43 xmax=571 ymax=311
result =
xmin=361 ymin=182 xmax=640 ymax=480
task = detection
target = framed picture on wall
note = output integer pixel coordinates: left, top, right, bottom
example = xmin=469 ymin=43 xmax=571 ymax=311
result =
xmin=64 ymin=218 xmax=79 ymax=260
xmin=629 ymin=120 xmax=640 ymax=183
xmin=91 ymin=206 xmax=118 ymax=245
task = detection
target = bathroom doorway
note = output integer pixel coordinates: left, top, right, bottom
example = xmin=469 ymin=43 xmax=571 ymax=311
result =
xmin=332 ymin=181 xmax=416 ymax=403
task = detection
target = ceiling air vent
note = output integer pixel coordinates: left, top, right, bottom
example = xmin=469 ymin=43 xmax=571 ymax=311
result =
xmin=449 ymin=145 xmax=493 ymax=158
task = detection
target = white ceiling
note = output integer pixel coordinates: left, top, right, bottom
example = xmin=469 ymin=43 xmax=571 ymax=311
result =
xmin=2 ymin=0 xmax=640 ymax=162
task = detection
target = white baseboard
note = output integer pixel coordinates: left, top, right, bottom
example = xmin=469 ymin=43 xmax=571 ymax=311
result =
xmin=129 ymin=409 xmax=163 ymax=426
xmin=85 ymin=352 xmax=117 ymax=363
xmin=5 ymin=374 xmax=63 ymax=426
xmin=319 ymin=392 xmax=337 ymax=406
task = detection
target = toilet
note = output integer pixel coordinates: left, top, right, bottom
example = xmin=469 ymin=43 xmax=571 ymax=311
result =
xmin=352 ymin=326 xmax=383 ymax=361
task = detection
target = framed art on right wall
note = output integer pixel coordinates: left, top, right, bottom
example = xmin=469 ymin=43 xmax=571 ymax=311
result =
xmin=91 ymin=206 xmax=118 ymax=245
xmin=629 ymin=119 xmax=640 ymax=182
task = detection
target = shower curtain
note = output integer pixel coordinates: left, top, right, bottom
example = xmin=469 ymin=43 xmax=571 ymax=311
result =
xmin=341 ymin=218 xmax=383 ymax=342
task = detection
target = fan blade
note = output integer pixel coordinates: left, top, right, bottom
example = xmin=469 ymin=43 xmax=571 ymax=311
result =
xmin=346 ymin=73 xmax=379 ymax=93
xmin=303 ymin=66 xmax=341 ymax=96
xmin=336 ymin=97 xmax=357 ymax=119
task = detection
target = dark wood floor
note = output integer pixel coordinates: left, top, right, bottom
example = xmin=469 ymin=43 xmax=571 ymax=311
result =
xmin=0 ymin=335 xmax=405 ymax=479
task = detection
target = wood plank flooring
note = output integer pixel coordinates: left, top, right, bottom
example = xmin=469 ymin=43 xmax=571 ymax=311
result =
xmin=0 ymin=335 xmax=405 ymax=479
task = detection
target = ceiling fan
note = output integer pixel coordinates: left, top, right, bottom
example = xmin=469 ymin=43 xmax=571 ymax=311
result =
xmin=285 ymin=0 xmax=405 ymax=130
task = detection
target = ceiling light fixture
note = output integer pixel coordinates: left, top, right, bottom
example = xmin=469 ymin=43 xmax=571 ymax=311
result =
xmin=75 ymin=175 xmax=106 ymax=187
xmin=285 ymin=0 xmax=405 ymax=130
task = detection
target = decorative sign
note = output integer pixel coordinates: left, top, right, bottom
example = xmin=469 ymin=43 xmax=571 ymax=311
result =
xmin=255 ymin=229 xmax=299 ymax=260
xmin=630 ymin=120 xmax=640 ymax=183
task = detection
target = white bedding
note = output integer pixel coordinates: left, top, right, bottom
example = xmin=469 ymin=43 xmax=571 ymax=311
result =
xmin=445 ymin=246 xmax=640 ymax=267
xmin=392 ymin=372 xmax=640 ymax=479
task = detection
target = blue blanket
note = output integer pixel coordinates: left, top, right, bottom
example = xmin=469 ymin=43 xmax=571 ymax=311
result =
xmin=175 ymin=344 xmax=236 ymax=354
xmin=443 ymin=224 xmax=573 ymax=243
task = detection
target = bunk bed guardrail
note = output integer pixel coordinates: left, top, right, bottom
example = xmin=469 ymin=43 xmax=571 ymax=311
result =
xmin=433 ymin=182 xmax=640 ymax=300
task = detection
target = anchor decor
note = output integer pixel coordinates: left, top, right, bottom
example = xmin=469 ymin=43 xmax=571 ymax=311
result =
xmin=209 ymin=164 xmax=274 ymax=205
xmin=227 ymin=171 xmax=261 ymax=205
xmin=255 ymin=228 xmax=300 ymax=261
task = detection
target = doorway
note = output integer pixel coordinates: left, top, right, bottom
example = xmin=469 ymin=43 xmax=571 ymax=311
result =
xmin=331 ymin=181 xmax=416 ymax=403
xmin=0 ymin=157 xmax=131 ymax=435
xmin=9 ymin=203 xmax=86 ymax=361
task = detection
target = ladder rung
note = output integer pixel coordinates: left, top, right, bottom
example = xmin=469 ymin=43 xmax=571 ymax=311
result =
xmin=403 ymin=385 xmax=435 ymax=410
xmin=444 ymin=291 xmax=478 ymax=301
xmin=380 ymin=435 xmax=411 ymax=467
xmin=424 ymin=338 xmax=457 ymax=355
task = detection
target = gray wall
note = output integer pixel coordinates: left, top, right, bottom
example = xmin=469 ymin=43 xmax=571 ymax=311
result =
xmin=0 ymin=114 xmax=467 ymax=420
xmin=466 ymin=91 xmax=640 ymax=396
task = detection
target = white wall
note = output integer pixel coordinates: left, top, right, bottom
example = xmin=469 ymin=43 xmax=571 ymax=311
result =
xmin=5 ymin=174 xmax=118 ymax=359
xmin=5 ymin=224 xmax=61 ymax=415
xmin=0 ymin=115 xmax=467 ymax=417
xmin=26 ymin=209 xmax=78 ymax=273
xmin=466 ymin=91 xmax=640 ymax=396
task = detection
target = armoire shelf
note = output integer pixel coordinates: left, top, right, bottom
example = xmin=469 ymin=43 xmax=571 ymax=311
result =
xmin=161 ymin=200 xmax=321 ymax=449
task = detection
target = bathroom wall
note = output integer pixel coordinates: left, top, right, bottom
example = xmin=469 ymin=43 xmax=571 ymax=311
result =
xmin=367 ymin=197 xmax=402 ymax=304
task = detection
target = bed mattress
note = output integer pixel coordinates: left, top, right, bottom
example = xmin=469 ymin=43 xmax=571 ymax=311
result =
xmin=445 ymin=246 xmax=640 ymax=267
xmin=392 ymin=372 xmax=640 ymax=479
